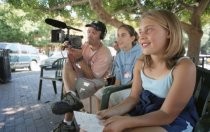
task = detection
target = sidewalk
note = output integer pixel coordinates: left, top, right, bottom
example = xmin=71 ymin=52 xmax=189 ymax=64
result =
xmin=0 ymin=70 xmax=93 ymax=132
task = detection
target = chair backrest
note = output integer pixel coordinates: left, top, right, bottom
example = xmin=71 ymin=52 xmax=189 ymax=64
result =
xmin=193 ymin=66 xmax=210 ymax=117
xmin=51 ymin=57 xmax=67 ymax=80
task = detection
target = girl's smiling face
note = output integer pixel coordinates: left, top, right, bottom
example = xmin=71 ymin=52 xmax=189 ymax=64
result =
xmin=139 ymin=18 xmax=170 ymax=56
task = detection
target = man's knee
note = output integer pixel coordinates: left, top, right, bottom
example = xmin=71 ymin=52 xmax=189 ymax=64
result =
xmin=63 ymin=62 xmax=78 ymax=92
xmin=63 ymin=62 xmax=78 ymax=79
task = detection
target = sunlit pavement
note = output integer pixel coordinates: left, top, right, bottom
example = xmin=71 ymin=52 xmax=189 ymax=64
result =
xmin=0 ymin=68 xmax=95 ymax=132
xmin=0 ymin=70 xmax=64 ymax=132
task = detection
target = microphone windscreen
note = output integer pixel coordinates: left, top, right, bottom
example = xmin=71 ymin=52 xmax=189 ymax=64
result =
xmin=45 ymin=18 xmax=67 ymax=29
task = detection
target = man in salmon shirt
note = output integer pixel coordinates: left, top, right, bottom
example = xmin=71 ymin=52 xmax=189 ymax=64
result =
xmin=51 ymin=21 xmax=113 ymax=132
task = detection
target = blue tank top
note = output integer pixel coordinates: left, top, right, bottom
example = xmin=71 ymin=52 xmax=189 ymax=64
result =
xmin=141 ymin=69 xmax=173 ymax=98
xmin=140 ymin=57 xmax=189 ymax=98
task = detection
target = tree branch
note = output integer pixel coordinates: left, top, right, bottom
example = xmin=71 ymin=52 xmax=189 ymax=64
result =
xmin=88 ymin=0 xmax=123 ymax=28
xmin=179 ymin=0 xmax=194 ymax=12
xmin=181 ymin=21 xmax=192 ymax=34
xmin=136 ymin=0 xmax=147 ymax=12
xmin=197 ymin=0 xmax=210 ymax=15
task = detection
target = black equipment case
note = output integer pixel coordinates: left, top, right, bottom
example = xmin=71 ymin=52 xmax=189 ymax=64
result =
xmin=0 ymin=49 xmax=11 ymax=83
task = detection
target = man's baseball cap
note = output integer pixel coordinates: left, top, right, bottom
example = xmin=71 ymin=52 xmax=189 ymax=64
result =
xmin=85 ymin=21 xmax=107 ymax=39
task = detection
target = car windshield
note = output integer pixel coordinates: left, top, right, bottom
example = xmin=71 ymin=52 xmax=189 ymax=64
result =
xmin=49 ymin=51 xmax=67 ymax=58
xmin=0 ymin=43 xmax=7 ymax=49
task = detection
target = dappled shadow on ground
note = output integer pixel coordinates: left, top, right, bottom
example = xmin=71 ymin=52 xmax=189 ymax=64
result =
xmin=0 ymin=71 xmax=96 ymax=132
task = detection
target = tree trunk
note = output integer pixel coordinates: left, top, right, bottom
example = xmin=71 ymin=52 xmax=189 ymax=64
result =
xmin=187 ymin=29 xmax=203 ymax=64
xmin=181 ymin=0 xmax=209 ymax=65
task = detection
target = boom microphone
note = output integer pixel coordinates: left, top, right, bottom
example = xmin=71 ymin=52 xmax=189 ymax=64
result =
xmin=66 ymin=26 xmax=82 ymax=32
xmin=45 ymin=18 xmax=67 ymax=29
xmin=45 ymin=18 xmax=82 ymax=32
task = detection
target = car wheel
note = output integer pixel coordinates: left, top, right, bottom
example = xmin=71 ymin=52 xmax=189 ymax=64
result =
xmin=29 ymin=61 xmax=37 ymax=71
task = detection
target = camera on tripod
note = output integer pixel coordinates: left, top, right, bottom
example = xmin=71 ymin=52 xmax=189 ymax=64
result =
xmin=45 ymin=18 xmax=83 ymax=49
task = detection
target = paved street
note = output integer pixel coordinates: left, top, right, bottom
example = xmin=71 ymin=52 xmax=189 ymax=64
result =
xmin=0 ymin=69 xmax=92 ymax=132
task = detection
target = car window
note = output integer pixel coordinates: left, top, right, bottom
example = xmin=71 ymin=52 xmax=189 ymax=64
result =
xmin=8 ymin=44 xmax=19 ymax=53
xmin=50 ymin=51 xmax=67 ymax=58
xmin=19 ymin=56 xmax=30 ymax=61
xmin=21 ymin=45 xmax=28 ymax=54
xmin=10 ymin=55 xmax=18 ymax=62
xmin=0 ymin=43 xmax=7 ymax=49
xmin=28 ymin=46 xmax=39 ymax=54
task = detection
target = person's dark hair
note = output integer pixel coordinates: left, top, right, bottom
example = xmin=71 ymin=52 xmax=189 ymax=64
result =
xmin=118 ymin=24 xmax=139 ymax=46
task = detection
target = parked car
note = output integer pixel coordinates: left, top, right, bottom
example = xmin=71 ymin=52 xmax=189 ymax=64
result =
xmin=40 ymin=50 xmax=67 ymax=67
xmin=0 ymin=42 xmax=40 ymax=71
xmin=38 ymin=53 xmax=48 ymax=64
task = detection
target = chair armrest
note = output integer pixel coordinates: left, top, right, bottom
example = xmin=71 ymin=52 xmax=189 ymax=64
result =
xmin=100 ymin=83 xmax=132 ymax=110
xmin=51 ymin=57 xmax=66 ymax=69
xmin=194 ymin=113 xmax=210 ymax=132
xmin=40 ymin=65 xmax=48 ymax=68
xmin=40 ymin=64 xmax=53 ymax=70
xmin=39 ymin=65 xmax=49 ymax=77
xmin=40 ymin=58 xmax=66 ymax=70
xmin=39 ymin=64 xmax=55 ymax=77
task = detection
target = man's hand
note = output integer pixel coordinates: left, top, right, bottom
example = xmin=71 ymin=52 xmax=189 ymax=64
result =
xmin=67 ymin=47 xmax=82 ymax=63
xmin=113 ymin=41 xmax=120 ymax=52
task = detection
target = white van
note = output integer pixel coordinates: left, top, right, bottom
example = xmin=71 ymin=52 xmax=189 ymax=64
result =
xmin=0 ymin=42 xmax=40 ymax=71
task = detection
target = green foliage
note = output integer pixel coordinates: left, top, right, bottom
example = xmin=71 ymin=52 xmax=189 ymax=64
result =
xmin=0 ymin=3 xmax=50 ymax=45
xmin=0 ymin=19 xmax=26 ymax=43
xmin=202 ymin=9 xmax=210 ymax=24
xmin=2 ymin=0 xmax=210 ymax=50
xmin=0 ymin=4 xmax=26 ymax=43
xmin=72 ymin=4 xmax=96 ymax=21
xmin=104 ymin=0 xmax=136 ymax=12
xmin=139 ymin=0 xmax=174 ymax=10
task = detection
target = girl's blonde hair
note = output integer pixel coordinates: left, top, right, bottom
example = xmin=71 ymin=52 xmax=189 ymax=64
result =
xmin=140 ymin=9 xmax=185 ymax=69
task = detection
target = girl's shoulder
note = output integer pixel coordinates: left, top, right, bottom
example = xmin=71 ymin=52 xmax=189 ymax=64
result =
xmin=176 ymin=57 xmax=194 ymax=67
xmin=134 ymin=58 xmax=144 ymax=71
xmin=173 ymin=56 xmax=196 ymax=74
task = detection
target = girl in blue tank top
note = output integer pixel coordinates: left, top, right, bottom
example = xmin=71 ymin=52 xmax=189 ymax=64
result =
xmin=98 ymin=9 xmax=198 ymax=132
